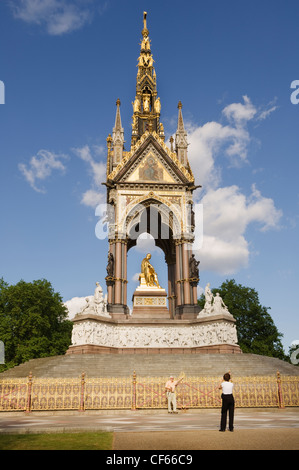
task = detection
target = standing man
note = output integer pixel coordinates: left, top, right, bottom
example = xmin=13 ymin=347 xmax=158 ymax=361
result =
xmin=165 ymin=375 xmax=183 ymax=414
xmin=219 ymin=371 xmax=234 ymax=431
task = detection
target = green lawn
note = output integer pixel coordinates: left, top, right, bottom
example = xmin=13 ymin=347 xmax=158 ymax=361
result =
xmin=0 ymin=431 xmax=114 ymax=450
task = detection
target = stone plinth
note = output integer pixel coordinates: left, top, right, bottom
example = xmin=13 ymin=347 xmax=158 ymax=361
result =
xmin=132 ymin=284 xmax=169 ymax=318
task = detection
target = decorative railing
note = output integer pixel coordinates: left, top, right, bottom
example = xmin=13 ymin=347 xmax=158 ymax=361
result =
xmin=0 ymin=371 xmax=298 ymax=412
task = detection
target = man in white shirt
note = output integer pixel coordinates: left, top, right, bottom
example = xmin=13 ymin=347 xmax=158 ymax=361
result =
xmin=219 ymin=372 xmax=234 ymax=431
xmin=165 ymin=375 xmax=183 ymax=413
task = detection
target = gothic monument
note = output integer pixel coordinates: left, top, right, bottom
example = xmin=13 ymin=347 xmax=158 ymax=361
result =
xmin=67 ymin=12 xmax=240 ymax=355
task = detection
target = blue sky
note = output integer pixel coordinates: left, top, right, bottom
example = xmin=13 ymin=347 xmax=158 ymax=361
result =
xmin=0 ymin=0 xmax=298 ymax=354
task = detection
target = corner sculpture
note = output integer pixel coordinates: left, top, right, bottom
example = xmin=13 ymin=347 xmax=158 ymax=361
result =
xmin=198 ymin=283 xmax=232 ymax=317
xmin=76 ymin=282 xmax=109 ymax=318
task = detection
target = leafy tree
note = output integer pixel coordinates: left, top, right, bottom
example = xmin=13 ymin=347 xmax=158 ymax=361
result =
xmin=198 ymin=279 xmax=286 ymax=360
xmin=0 ymin=278 xmax=72 ymax=371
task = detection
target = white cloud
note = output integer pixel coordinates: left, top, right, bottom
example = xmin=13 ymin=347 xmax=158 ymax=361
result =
xmin=257 ymin=106 xmax=278 ymax=121
xmin=246 ymin=184 xmax=282 ymax=232
xmin=222 ymin=95 xmax=257 ymax=125
xmin=201 ymin=185 xmax=281 ymax=239
xmin=18 ymin=149 xmax=68 ymax=192
xmin=187 ymin=120 xmax=251 ymax=188
xmin=256 ymin=98 xmax=278 ymax=121
xmin=187 ymin=96 xmax=279 ymax=179
xmin=196 ymin=185 xmax=282 ymax=274
xmin=187 ymin=96 xmax=282 ymax=275
xmin=10 ymin=0 xmax=94 ymax=35
xmin=73 ymin=145 xmax=106 ymax=187
xmin=18 ymin=143 xmax=106 ymax=203
xmin=186 ymin=96 xmax=259 ymax=187
xmin=72 ymin=145 xmax=106 ymax=207
xmin=199 ymin=234 xmax=249 ymax=275
xmin=81 ymin=189 xmax=105 ymax=207
xmin=64 ymin=295 xmax=93 ymax=319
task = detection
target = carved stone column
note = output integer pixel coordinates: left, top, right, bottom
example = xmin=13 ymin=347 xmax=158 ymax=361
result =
xmin=122 ymin=240 xmax=128 ymax=306
xmin=114 ymin=240 xmax=122 ymax=304
xmin=175 ymin=242 xmax=182 ymax=308
xmin=106 ymin=245 xmax=114 ymax=305
xmin=175 ymin=239 xmax=199 ymax=318
xmin=106 ymin=237 xmax=129 ymax=316
xmin=167 ymin=261 xmax=176 ymax=318
xmin=182 ymin=242 xmax=191 ymax=305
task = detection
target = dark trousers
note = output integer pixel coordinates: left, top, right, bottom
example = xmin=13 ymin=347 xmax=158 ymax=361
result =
xmin=220 ymin=394 xmax=234 ymax=431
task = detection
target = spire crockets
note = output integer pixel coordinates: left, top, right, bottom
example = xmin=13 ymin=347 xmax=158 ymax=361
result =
xmin=131 ymin=12 xmax=164 ymax=146
xmin=112 ymin=98 xmax=124 ymax=168
xmin=175 ymin=101 xmax=188 ymax=166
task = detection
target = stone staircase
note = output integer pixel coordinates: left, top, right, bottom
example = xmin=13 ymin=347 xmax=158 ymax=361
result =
xmin=1 ymin=353 xmax=298 ymax=378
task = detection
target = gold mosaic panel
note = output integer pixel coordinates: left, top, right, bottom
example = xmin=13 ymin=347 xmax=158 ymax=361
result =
xmin=84 ymin=377 xmax=132 ymax=410
xmin=30 ymin=378 xmax=81 ymax=411
xmin=0 ymin=378 xmax=28 ymax=411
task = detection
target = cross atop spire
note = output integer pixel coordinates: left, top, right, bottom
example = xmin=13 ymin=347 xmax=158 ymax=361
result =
xmin=142 ymin=11 xmax=149 ymax=37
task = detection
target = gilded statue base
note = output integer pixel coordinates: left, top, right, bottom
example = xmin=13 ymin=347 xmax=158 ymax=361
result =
xmin=130 ymin=269 xmax=169 ymax=318
xmin=132 ymin=286 xmax=169 ymax=319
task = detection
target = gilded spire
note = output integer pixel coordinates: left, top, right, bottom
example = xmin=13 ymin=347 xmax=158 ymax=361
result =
xmin=131 ymin=12 xmax=164 ymax=146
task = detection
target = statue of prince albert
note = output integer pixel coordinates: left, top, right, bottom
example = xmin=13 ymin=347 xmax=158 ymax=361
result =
xmin=141 ymin=253 xmax=161 ymax=288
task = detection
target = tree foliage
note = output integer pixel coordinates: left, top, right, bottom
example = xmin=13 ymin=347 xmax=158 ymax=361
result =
xmin=0 ymin=278 xmax=72 ymax=371
xmin=198 ymin=279 xmax=286 ymax=360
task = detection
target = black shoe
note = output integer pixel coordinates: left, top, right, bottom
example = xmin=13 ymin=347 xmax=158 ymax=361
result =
xmin=219 ymin=429 xmax=225 ymax=432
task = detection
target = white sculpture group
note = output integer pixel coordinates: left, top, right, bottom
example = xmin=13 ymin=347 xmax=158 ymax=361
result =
xmin=198 ymin=283 xmax=231 ymax=317
xmin=78 ymin=282 xmax=109 ymax=317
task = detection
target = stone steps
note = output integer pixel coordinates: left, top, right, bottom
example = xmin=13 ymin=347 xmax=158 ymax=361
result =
xmin=1 ymin=353 xmax=298 ymax=378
